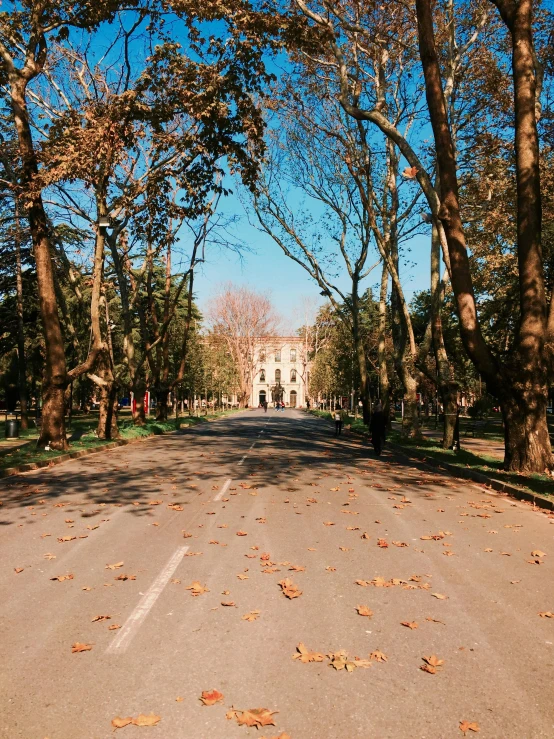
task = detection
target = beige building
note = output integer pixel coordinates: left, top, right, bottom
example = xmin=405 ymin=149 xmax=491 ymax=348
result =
xmin=250 ymin=337 xmax=311 ymax=408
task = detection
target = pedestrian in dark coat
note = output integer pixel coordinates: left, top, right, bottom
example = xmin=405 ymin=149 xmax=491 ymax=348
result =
xmin=370 ymin=401 xmax=387 ymax=456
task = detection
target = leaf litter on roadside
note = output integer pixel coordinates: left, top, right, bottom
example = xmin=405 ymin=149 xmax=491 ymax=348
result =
xmin=226 ymin=707 xmax=278 ymax=729
xmin=199 ymin=689 xmax=224 ymax=706
xmin=278 ymin=578 xmax=302 ymax=599
xmin=111 ymin=713 xmax=161 ymax=729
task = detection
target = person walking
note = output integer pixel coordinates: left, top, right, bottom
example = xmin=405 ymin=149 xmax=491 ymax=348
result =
xmin=334 ymin=405 xmax=346 ymax=437
xmin=370 ymin=401 xmax=387 ymax=456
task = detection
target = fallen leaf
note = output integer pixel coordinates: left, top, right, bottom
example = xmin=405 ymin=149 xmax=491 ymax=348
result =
xmin=293 ymin=642 xmax=325 ymax=663
xmin=50 ymin=574 xmax=74 ymax=581
xmin=91 ymin=615 xmax=111 ymax=622
xmin=401 ymin=621 xmax=418 ymax=629
xmin=71 ymin=642 xmax=93 ymax=653
xmin=221 ymin=601 xmax=236 ymax=607
xmin=108 ymin=624 xmax=121 ymax=630
xmin=236 ymin=531 xmax=248 ymax=536
xmin=420 ymin=655 xmax=444 ymax=674
xmin=57 ymin=536 xmax=76 ymax=543
xmin=459 ymin=720 xmax=480 ymax=735
xmin=200 ymin=689 xmax=224 ymax=706
xmin=531 ymin=550 xmax=546 ymax=558
xmin=377 ymin=539 xmax=389 ymax=548
xmin=539 ymin=611 xmax=554 ymax=618
xmin=112 ymin=717 xmax=133 ymax=729
xmin=323 ymin=522 xmax=335 ymax=526
xmin=278 ymin=578 xmax=302 ymax=599
xmin=185 ymin=581 xmax=209 ymax=596
xmin=106 ymin=561 xmax=124 ymax=570
xmin=227 ymin=708 xmax=277 ymax=729
xmin=356 ymin=605 xmax=373 ymax=617
xmin=431 ymin=593 xmax=448 ymax=600
xmin=370 ymin=650 xmax=387 ymax=662
xmin=242 ymin=610 xmax=261 ymax=621
xmin=132 ymin=714 xmax=161 ymax=727
xmin=115 ymin=574 xmax=136 ymax=581
xmin=43 ymin=553 xmax=56 ymax=560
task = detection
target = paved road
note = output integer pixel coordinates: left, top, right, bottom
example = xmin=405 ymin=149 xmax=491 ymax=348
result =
xmin=1 ymin=410 xmax=553 ymax=739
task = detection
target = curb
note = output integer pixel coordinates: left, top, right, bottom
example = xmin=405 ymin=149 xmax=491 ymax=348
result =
xmin=0 ymin=412 xmax=243 ymax=479
xmin=387 ymin=441 xmax=554 ymax=513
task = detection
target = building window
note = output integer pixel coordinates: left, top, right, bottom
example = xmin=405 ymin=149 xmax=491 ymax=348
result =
xmin=275 ymin=350 xmax=281 ymax=362
xmin=290 ymin=369 xmax=297 ymax=382
xmin=260 ymin=369 xmax=266 ymax=382
xmin=290 ymin=348 xmax=296 ymax=362
xmin=260 ymin=350 xmax=266 ymax=362
xmin=275 ymin=369 xmax=281 ymax=383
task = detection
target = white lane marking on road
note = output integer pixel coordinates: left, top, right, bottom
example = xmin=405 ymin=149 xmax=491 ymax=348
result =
xmin=249 ymin=442 xmax=256 ymax=449
xmin=238 ymin=455 xmax=247 ymax=466
xmin=106 ymin=545 xmax=189 ymax=654
xmin=214 ymin=479 xmax=231 ymax=501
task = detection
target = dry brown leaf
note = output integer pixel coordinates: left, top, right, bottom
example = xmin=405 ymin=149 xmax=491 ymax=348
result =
xmin=370 ymin=650 xmax=387 ymax=662
xmin=459 ymin=720 xmax=480 ymax=735
xmin=227 ymin=708 xmax=278 ymax=729
xmin=531 ymin=550 xmax=546 ymax=558
xmin=293 ymin=642 xmax=325 ymax=663
xmin=539 ymin=611 xmax=554 ymax=618
xmin=328 ymin=650 xmax=361 ymax=672
xmin=377 ymin=539 xmax=389 ymax=548
xmin=356 ymin=605 xmax=373 ymax=617
xmin=242 ymin=610 xmax=261 ymax=621
xmin=185 ymin=581 xmax=209 ymax=596
xmin=323 ymin=521 xmax=335 ymax=526
xmin=106 ymin=561 xmax=124 ymax=570
xmin=401 ymin=621 xmax=418 ymax=629
xmin=236 ymin=531 xmax=248 ymax=536
xmin=221 ymin=601 xmax=236 ymax=607
xmin=132 ymin=714 xmax=161 ymax=727
xmin=108 ymin=624 xmax=121 ymax=630
xmin=112 ymin=717 xmax=133 ymax=729
xmin=115 ymin=574 xmax=136 ymax=581
xmin=71 ymin=642 xmax=93 ymax=653
xmin=431 ymin=593 xmax=448 ymax=600
xmin=57 ymin=536 xmax=76 ymax=543
xmin=200 ymin=689 xmax=224 ymax=706
xmin=278 ymin=578 xmax=302 ymax=599
xmin=91 ymin=614 xmax=111 ymax=622
xmin=50 ymin=574 xmax=74 ymax=581
xmin=325 ymin=566 xmax=337 ymax=572
xmin=420 ymin=655 xmax=444 ymax=674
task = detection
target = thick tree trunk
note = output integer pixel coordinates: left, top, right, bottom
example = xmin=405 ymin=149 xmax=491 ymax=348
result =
xmin=156 ymin=388 xmax=170 ymax=422
xmin=501 ymin=384 xmax=552 ymax=472
xmin=96 ymin=352 xmax=119 ymax=440
xmin=14 ymin=200 xmax=28 ymax=431
xmin=10 ymin=77 xmax=68 ymax=450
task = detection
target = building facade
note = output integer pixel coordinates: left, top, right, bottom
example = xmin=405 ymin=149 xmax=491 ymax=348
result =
xmin=250 ymin=337 xmax=311 ymax=408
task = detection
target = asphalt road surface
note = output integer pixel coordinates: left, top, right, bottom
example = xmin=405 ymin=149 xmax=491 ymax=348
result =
xmin=1 ymin=409 xmax=553 ymax=739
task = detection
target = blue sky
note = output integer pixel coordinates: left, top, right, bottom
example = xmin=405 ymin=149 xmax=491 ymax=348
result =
xmin=193 ymin=193 xmax=432 ymax=331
